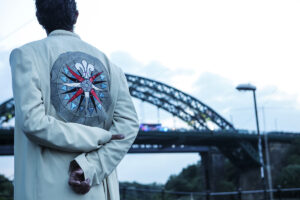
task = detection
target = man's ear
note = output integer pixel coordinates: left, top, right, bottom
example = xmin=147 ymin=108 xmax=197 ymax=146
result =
xmin=74 ymin=11 xmax=79 ymax=24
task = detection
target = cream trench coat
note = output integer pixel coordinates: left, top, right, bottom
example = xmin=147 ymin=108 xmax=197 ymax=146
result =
xmin=10 ymin=30 xmax=139 ymax=200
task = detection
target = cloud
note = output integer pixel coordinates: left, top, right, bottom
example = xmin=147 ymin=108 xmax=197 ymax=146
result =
xmin=110 ymin=51 xmax=300 ymax=132
xmin=110 ymin=51 xmax=194 ymax=87
xmin=0 ymin=156 xmax=14 ymax=180
xmin=191 ymin=72 xmax=300 ymax=132
xmin=0 ymin=50 xmax=13 ymax=103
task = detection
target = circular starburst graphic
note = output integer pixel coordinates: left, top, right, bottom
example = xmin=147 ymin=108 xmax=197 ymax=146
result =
xmin=50 ymin=51 xmax=111 ymax=126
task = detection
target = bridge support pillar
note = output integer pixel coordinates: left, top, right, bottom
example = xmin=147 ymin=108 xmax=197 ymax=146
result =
xmin=200 ymin=152 xmax=212 ymax=192
xmin=200 ymin=150 xmax=226 ymax=195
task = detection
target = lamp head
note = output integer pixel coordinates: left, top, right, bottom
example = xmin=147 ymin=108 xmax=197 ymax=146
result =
xmin=236 ymin=83 xmax=256 ymax=91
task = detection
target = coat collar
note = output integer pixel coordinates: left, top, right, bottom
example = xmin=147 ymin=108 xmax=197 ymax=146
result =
xmin=48 ymin=29 xmax=81 ymax=39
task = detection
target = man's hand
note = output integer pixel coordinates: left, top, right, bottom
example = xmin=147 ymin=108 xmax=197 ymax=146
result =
xmin=68 ymin=162 xmax=91 ymax=195
xmin=111 ymin=134 xmax=125 ymax=140
xmin=68 ymin=134 xmax=124 ymax=194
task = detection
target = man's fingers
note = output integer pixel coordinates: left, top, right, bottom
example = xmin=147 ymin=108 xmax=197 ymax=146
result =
xmin=73 ymin=169 xmax=84 ymax=176
xmin=69 ymin=179 xmax=81 ymax=186
xmin=71 ymin=179 xmax=91 ymax=194
xmin=81 ymin=179 xmax=91 ymax=193
xmin=71 ymin=186 xmax=83 ymax=194
xmin=69 ymin=168 xmax=90 ymax=195
xmin=70 ymin=169 xmax=84 ymax=181
xmin=111 ymin=134 xmax=125 ymax=140
xmin=69 ymin=171 xmax=82 ymax=186
xmin=69 ymin=168 xmax=85 ymax=187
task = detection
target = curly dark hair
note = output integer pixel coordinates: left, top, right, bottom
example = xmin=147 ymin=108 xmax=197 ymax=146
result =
xmin=35 ymin=0 xmax=78 ymax=34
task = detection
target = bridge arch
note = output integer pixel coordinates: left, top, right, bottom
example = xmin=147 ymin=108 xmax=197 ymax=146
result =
xmin=126 ymin=74 xmax=234 ymax=130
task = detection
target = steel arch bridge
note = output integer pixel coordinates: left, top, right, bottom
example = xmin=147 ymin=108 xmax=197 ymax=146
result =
xmin=126 ymin=74 xmax=234 ymax=131
xmin=126 ymin=74 xmax=259 ymax=169
xmin=0 ymin=74 xmax=260 ymax=169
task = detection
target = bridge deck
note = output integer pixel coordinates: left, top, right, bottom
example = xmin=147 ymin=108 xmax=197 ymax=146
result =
xmin=1 ymin=128 xmax=299 ymax=156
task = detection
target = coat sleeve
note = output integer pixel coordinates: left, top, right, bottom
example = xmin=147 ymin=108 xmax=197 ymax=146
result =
xmin=73 ymin=67 xmax=139 ymax=186
xmin=10 ymin=47 xmax=112 ymax=153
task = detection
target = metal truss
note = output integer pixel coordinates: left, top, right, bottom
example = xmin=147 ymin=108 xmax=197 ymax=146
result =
xmin=126 ymin=74 xmax=234 ymax=130
xmin=0 ymin=98 xmax=14 ymax=125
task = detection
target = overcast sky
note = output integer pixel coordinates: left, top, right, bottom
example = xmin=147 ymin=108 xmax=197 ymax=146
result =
xmin=1 ymin=0 xmax=300 ymax=184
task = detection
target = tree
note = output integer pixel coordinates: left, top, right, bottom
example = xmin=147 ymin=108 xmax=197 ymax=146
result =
xmin=165 ymin=164 xmax=203 ymax=192
xmin=275 ymin=139 xmax=300 ymax=188
xmin=0 ymin=174 xmax=13 ymax=200
xmin=276 ymin=165 xmax=300 ymax=188
xmin=273 ymin=139 xmax=300 ymax=199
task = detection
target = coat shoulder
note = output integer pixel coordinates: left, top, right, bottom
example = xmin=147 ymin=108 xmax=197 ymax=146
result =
xmin=10 ymin=38 xmax=48 ymax=61
xmin=16 ymin=38 xmax=47 ymax=52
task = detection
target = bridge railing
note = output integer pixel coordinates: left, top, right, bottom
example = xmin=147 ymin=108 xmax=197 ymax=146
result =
xmin=119 ymin=186 xmax=300 ymax=200
xmin=1 ymin=185 xmax=300 ymax=199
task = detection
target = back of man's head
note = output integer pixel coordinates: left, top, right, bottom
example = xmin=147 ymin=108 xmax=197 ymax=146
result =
xmin=35 ymin=0 xmax=78 ymax=34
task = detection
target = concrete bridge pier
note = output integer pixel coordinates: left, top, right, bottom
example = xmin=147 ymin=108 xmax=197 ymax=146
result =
xmin=200 ymin=151 xmax=212 ymax=192
xmin=200 ymin=149 xmax=225 ymax=195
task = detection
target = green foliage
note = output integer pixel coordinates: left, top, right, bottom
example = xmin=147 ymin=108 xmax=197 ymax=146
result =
xmin=276 ymin=164 xmax=300 ymax=188
xmin=287 ymin=139 xmax=300 ymax=156
xmin=165 ymin=164 xmax=203 ymax=192
xmin=218 ymin=159 xmax=237 ymax=192
xmin=274 ymin=140 xmax=300 ymax=199
xmin=0 ymin=174 xmax=13 ymax=200
xmin=287 ymin=155 xmax=300 ymax=165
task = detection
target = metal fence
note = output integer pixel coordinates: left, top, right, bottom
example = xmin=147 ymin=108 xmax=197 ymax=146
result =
xmin=1 ymin=187 xmax=300 ymax=200
xmin=119 ymin=187 xmax=300 ymax=200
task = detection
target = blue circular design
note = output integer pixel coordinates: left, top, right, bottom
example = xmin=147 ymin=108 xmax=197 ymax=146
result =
xmin=50 ymin=51 xmax=111 ymax=126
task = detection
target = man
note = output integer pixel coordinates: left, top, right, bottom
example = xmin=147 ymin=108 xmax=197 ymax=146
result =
xmin=9 ymin=0 xmax=139 ymax=199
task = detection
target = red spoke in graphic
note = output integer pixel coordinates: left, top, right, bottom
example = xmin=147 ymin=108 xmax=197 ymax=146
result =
xmin=68 ymin=88 xmax=83 ymax=103
xmin=89 ymin=71 xmax=103 ymax=82
xmin=67 ymin=65 xmax=84 ymax=82
xmin=90 ymin=89 xmax=102 ymax=104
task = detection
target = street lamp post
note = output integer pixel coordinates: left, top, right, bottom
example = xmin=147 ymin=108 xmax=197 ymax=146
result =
xmin=236 ymin=83 xmax=272 ymax=200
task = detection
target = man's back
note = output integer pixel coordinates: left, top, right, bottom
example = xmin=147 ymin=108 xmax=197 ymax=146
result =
xmin=11 ymin=30 xmax=139 ymax=200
